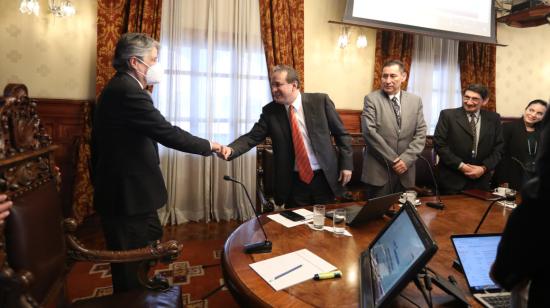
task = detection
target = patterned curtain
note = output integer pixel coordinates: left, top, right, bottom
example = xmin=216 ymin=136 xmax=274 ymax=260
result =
xmin=458 ymin=42 xmax=496 ymax=111
xmin=259 ymin=0 xmax=304 ymax=89
xmin=372 ymin=30 xmax=414 ymax=91
xmin=72 ymin=0 xmax=162 ymax=223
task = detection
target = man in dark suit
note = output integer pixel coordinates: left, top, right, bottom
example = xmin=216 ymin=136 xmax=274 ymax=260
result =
xmin=92 ymin=33 xmax=221 ymax=292
xmin=433 ymin=84 xmax=504 ymax=194
xmin=220 ymin=65 xmax=353 ymax=207
xmin=361 ymin=60 xmax=427 ymax=198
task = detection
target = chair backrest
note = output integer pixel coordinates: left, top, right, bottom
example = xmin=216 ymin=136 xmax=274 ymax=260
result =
xmin=0 ymin=85 xmax=65 ymax=307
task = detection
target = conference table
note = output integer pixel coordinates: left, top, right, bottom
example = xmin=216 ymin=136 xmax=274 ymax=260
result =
xmin=222 ymin=194 xmax=512 ymax=307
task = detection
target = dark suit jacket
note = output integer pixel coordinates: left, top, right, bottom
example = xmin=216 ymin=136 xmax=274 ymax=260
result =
xmin=494 ymin=119 xmax=541 ymax=190
xmin=228 ymin=93 xmax=353 ymax=205
xmin=433 ymin=107 xmax=504 ymax=194
xmin=92 ymin=72 xmax=212 ymax=217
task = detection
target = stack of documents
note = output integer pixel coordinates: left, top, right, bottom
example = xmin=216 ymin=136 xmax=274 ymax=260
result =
xmin=249 ymin=249 xmax=337 ymax=291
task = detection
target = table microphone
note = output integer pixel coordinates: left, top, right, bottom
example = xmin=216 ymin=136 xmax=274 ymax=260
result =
xmin=416 ymin=154 xmax=444 ymax=210
xmin=223 ymin=175 xmax=272 ymax=254
xmin=473 ymin=194 xmax=507 ymax=234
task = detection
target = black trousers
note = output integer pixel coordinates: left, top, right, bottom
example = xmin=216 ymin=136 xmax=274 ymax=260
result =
xmin=286 ymin=170 xmax=335 ymax=208
xmin=100 ymin=212 xmax=163 ymax=293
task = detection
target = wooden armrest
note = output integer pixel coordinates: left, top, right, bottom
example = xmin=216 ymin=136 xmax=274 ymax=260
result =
xmin=63 ymin=218 xmax=180 ymax=263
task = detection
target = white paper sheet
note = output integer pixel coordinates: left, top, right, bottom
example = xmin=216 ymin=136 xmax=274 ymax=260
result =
xmin=249 ymin=249 xmax=337 ymax=291
xmin=267 ymin=209 xmax=313 ymax=228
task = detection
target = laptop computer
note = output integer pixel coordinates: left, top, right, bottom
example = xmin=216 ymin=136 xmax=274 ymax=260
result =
xmin=359 ymin=202 xmax=438 ymax=307
xmin=326 ymin=192 xmax=401 ymax=227
xmin=451 ymin=234 xmax=510 ymax=308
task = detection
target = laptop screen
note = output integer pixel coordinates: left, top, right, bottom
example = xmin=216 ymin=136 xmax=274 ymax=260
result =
xmin=362 ymin=203 xmax=437 ymax=307
xmin=451 ymin=234 xmax=502 ymax=292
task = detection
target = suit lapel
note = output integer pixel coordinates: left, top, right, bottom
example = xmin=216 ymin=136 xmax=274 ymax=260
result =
xmin=301 ymin=93 xmax=316 ymax=134
xmin=456 ymin=108 xmax=473 ymax=137
xmin=478 ymin=110 xmax=490 ymax=144
xmin=274 ymin=102 xmax=291 ymax=143
xmin=399 ymin=92 xmax=410 ymax=130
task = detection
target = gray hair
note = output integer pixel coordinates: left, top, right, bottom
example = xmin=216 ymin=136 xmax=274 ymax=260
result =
xmin=112 ymin=33 xmax=160 ymax=72
xmin=272 ymin=65 xmax=301 ymax=88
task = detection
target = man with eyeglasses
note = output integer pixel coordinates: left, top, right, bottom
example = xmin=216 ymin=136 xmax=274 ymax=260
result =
xmin=220 ymin=65 xmax=353 ymax=208
xmin=433 ymin=83 xmax=504 ymax=194
xmin=361 ymin=59 xmax=427 ymax=199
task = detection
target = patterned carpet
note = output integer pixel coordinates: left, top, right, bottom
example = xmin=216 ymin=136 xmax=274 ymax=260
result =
xmin=66 ymin=239 xmax=239 ymax=307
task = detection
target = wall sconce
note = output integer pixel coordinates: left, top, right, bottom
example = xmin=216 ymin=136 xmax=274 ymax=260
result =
xmin=19 ymin=0 xmax=40 ymax=16
xmin=19 ymin=0 xmax=76 ymax=17
xmin=356 ymin=33 xmax=368 ymax=48
xmin=338 ymin=26 xmax=350 ymax=49
xmin=330 ymin=21 xmax=369 ymax=50
xmin=49 ymin=0 xmax=76 ymax=17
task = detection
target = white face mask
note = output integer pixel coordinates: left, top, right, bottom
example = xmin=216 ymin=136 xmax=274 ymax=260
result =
xmin=135 ymin=57 xmax=163 ymax=85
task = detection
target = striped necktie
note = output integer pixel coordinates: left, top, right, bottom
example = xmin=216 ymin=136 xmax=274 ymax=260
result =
xmin=289 ymin=105 xmax=313 ymax=184
xmin=391 ymin=96 xmax=401 ymax=128
xmin=469 ymin=113 xmax=477 ymax=158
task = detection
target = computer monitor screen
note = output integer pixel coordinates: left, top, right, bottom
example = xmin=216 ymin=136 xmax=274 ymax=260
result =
xmin=360 ymin=203 xmax=438 ymax=307
xmin=451 ymin=234 xmax=502 ymax=291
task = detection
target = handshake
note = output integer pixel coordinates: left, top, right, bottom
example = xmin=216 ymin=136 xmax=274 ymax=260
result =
xmin=211 ymin=142 xmax=233 ymax=160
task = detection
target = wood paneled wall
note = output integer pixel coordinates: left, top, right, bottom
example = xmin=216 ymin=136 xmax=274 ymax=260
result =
xmin=36 ymin=98 xmax=90 ymax=217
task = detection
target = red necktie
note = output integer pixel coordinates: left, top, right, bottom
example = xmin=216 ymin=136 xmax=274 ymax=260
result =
xmin=289 ymin=105 xmax=314 ymax=184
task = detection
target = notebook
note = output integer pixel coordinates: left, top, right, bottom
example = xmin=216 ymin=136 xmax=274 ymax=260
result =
xmin=359 ymin=202 xmax=438 ymax=307
xmin=451 ymin=234 xmax=510 ymax=308
xmin=326 ymin=192 xmax=401 ymax=227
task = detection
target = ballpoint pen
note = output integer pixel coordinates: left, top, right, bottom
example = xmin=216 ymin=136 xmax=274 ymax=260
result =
xmin=270 ymin=264 xmax=303 ymax=282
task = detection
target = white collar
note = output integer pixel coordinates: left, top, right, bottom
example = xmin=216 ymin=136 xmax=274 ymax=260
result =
xmin=285 ymin=92 xmax=302 ymax=111
xmin=389 ymin=91 xmax=401 ymax=102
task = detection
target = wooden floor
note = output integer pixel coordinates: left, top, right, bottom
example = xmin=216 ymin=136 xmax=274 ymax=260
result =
xmin=76 ymin=214 xmax=243 ymax=249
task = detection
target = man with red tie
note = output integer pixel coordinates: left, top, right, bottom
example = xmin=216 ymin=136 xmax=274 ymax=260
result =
xmin=221 ymin=65 xmax=353 ymax=208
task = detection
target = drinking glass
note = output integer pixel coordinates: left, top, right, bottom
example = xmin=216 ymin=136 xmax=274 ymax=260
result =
xmin=503 ymin=188 xmax=517 ymax=208
xmin=333 ymin=208 xmax=346 ymax=234
xmin=405 ymin=190 xmax=417 ymax=205
xmin=312 ymin=204 xmax=325 ymax=230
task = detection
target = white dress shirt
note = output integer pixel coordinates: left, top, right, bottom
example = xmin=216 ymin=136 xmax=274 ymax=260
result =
xmin=285 ymin=93 xmax=321 ymax=171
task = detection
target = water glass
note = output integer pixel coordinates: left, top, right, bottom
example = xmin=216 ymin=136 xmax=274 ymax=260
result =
xmin=503 ymin=188 xmax=517 ymax=208
xmin=312 ymin=204 xmax=325 ymax=230
xmin=333 ymin=208 xmax=346 ymax=234
xmin=405 ymin=190 xmax=417 ymax=204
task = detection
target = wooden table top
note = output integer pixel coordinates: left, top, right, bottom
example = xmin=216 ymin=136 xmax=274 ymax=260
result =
xmin=222 ymin=195 xmax=512 ymax=307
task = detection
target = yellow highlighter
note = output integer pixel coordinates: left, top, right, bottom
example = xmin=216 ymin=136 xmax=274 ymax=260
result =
xmin=313 ymin=270 xmax=342 ymax=280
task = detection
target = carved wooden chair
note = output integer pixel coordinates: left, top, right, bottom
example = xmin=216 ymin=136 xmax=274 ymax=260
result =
xmin=0 ymin=85 xmax=183 ymax=307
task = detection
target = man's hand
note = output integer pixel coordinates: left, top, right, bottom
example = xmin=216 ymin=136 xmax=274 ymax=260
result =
xmin=460 ymin=164 xmax=485 ymax=179
xmin=338 ymin=170 xmax=352 ymax=186
xmin=211 ymin=141 xmax=222 ymax=153
xmin=217 ymin=146 xmax=233 ymax=160
xmin=0 ymin=194 xmax=13 ymax=223
xmin=392 ymin=158 xmax=408 ymax=175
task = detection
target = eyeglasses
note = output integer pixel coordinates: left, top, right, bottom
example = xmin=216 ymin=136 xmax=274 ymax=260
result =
xmin=463 ymin=95 xmax=482 ymax=103
xmin=270 ymin=82 xmax=292 ymax=89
